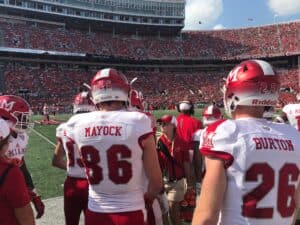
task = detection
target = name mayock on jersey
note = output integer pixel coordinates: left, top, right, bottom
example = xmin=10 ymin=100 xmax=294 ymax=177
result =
xmin=85 ymin=125 xmax=122 ymax=137
xmin=253 ymin=137 xmax=294 ymax=151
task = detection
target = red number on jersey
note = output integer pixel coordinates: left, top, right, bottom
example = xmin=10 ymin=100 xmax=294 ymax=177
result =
xmin=107 ymin=145 xmax=132 ymax=184
xmin=66 ymin=140 xmax=84 ymax=168
xmin=278 ymin=163 xmax=299 ymax=217
xmin=80 ymin=145 xmax=132 ymax=185
xmin=242 ymin=163 xmax=299 ymax=218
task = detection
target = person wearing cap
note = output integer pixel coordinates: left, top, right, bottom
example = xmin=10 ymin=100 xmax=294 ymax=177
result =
xmin=176 ymin=100 xmax=202 ymax=222
xmin=176 ymin=100 xmax=202 ymax=181
xmin=0 ymin=118 xmax=35 ymax=225
xmin=156 ymin=115 xmax=192 ymax=225
xmin=176 ymin=100 xmax=203 ymax=154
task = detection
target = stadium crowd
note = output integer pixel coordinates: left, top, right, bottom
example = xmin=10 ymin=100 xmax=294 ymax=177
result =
xmin=1 ymin=20 xmax=299 ymax=112
xmin=1 ymin=60 xmax=300 ymax=225
xmin=1 ymin=21 xmax=299 ymax=60
xmin=3 ymin=63 xmax=299 ymax=113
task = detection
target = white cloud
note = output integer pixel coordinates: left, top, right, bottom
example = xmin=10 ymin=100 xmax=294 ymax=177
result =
xmin=183 ymin=0 xmax=223 ymax=30
xmin=268 ymin=0 xmax=300 ymax=16
xmin=213 ymin=24 xmax=226 ymax=30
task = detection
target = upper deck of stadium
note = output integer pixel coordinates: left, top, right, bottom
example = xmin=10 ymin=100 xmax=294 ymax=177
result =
xmin=0 ymin=0 xmax=185 ymax=34
xmin=0 ymin=18 xmax=298 ymax=62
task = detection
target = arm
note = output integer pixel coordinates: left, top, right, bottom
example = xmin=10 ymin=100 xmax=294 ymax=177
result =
xmin=182 ymin=145 xmax=193 ymax=188
xmin=14 ymin=203 xmax=35 ymax=225
xmin=20 ymin=161 xmax=45 ymax=219
xmin=192 ymin=156 xmax=227 ymax=225
xmin=291 ymin=183 xmax=300 ymax=225
xmin=183 ymin=160 xmax=193 ymax=188
xmin=142 ymin=134 xmax=163 ymax=200
xmin=19 ymin=161 xmax=35 ymax=189
xmin=193 ymin=141 xmax=203 ymax=183
xmin=5 ymin=166 xmax=36 ymax=224
xmin=52 ymin=139 xmax=67 ymax=170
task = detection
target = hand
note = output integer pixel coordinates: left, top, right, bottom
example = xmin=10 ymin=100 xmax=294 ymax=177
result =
xmin=6 ymin=157 xmax=23 ymax=167
xmin=144 ymin=193 xmax=154 ymax=210
xmin=184 ymin=187 xmax=196 ymax=207
xmin=157 ymin=192 xmax=169 ymax=214
xmin=28 ymin=189 xmax=45 ymax=219
xmin=144 ymin=193 xmax=155 ymax=225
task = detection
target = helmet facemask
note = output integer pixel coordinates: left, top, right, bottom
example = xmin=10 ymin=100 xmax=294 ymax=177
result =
xmin=13 ymin=110 xmax=34 ymax=133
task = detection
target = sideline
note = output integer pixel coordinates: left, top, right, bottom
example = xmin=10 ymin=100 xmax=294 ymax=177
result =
xmin=32 ymin=128 xmax=56 ymax=147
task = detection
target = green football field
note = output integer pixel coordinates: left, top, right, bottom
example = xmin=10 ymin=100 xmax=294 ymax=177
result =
xmin=25 ymin=110 xmax=300 ymax=224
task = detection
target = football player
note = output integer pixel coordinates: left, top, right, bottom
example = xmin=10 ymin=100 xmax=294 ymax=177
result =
xmin=192 ymin=104 xmax=222 ymax=195
xmin=42 ymin=103 xmax=49 ymax=122
xmin=277 ymin=93 xmax=300 ymax=130
xmin=52 ymin=91 xmax=95 ymax=225
xmin=66 ymin=68 xmax=163 ymax=225
xmin=129 ymin=89 xmax=144 ymax=111
xmin=129 ymin=88 xmax=169 ymax=225
xmin=192 ymin=60 xmax=300 ymax=225
xmin=0 ymin=95 xmax=45 ymax=219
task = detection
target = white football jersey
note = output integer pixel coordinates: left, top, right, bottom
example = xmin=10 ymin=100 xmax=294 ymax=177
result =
xmin=200 ymin=118 xmax=300 ymax=225
xmin=282 ymin=103 xmax=300 ymax=131
xmin=6 ymin=132 xmax=28 ymax=160
xmin=67 ymin=110 xmax=153 ymax=213
xmin=56 ymin=122 xmax=86 ymax=178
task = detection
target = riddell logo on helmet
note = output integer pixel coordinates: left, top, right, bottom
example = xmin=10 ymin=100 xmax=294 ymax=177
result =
xmin=252 ymin=99 xmax=277 ymax=105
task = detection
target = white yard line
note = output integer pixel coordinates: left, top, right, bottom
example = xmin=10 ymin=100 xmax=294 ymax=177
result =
xmin=32 ymin=129 xmax=56 ymax=147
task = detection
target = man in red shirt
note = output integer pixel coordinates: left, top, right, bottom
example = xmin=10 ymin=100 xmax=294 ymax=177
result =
xmin=176 ymin=100 xmax=203 ymax=153
xmin=157 ymin=115 xmax=192 ymax=225
xmin=176 ymin=100 xmax=202 ymax=221
xmin=0 ymin=117 xmax=35 ymax=225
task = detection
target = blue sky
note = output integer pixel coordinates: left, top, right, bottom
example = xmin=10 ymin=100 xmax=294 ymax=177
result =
xmin=184 ymin=0 xmax=300 ymax=30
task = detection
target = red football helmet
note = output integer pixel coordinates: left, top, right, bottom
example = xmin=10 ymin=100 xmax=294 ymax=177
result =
xmin=223 ymin=59 xmax=279 ymax=117
xmin=130 ymin=89 xmax=144 ymax=111
xmin=202 ymin=105 xmax=222 ymax=126
xmin=0 ymin=95 xmax=33 ymax=131
xmin=90 ymin=68 xmax=130 ymax=104
xmin=73 ymin=91 xmax=95 ymax=114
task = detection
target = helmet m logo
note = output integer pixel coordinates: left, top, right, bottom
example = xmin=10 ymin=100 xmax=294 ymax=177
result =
xmin=227 ymin=65 xmax=243 ymax=83
xmin=0 ymin=100 xmax=15 ymax=111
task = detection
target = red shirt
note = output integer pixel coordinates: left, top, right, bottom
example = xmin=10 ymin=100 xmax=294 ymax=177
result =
xmin=176 ymin=114 xmax=202 ymax=150
xmin=0 ymin=161 xmax=30 ymax=225
xmin=157 ymin=134 xmax=190 ymax=181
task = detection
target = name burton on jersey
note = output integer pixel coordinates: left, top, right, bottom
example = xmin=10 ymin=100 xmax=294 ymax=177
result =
xmin=253 ymin=137 xmax=294 ymax=151
xmin=84 ymin=126 xmax=122 ymax=137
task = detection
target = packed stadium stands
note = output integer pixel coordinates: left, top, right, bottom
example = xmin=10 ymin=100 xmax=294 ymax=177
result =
xmin=1 ymin=21 xmax=299 ymax=59
xmin=0 ymin=20 xmax=299 ymax=112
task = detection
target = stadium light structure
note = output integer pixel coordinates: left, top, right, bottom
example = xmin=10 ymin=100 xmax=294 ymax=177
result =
xmin=274 ymin=14 xmax=279 ymax=23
